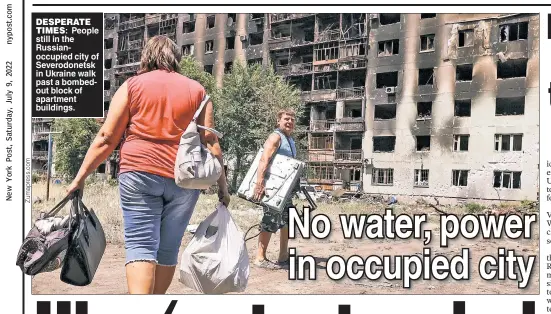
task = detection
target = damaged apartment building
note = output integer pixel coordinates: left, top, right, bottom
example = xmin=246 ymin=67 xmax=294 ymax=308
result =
xmin=268 ymin=13 xmax=539 ymax=202
xmin=45 ymin=12 xmax=536 ymax=201
xmin=269 ymin=14 xmax=368 ymax=193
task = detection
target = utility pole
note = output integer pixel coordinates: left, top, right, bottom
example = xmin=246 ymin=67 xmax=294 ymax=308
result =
xmin=34 ymin=126 xmax=61 ymax=201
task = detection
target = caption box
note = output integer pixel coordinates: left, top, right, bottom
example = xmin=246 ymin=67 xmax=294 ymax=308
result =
xmin=32 ymin=12 xmax=103 ymax=118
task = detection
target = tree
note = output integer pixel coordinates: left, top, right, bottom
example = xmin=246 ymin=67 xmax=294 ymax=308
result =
xmin=216 ymin=62 xmax=305 ymax=191
xmin=178 ymin=55 xmax=218 ymax=98
xmin=52 ymin=119 xmax=100 ymax=180
xmin=178 ymin=57 xmax=305 ymax=192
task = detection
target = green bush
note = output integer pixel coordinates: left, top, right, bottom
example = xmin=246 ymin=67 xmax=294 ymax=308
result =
xmin=465 ymin=202 xmax=485 ymax=213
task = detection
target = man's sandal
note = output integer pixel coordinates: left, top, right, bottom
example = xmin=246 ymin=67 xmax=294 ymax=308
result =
xmin=254 ymin=259 xmax=280 ymax=270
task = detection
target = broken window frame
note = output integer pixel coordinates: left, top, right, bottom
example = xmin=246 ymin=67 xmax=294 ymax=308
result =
xmin=340 ymin=40 xmax=367 ymax=59
xmin=379 ymin=14 xmax=401 ymax=25
xmin=204 ymin=64 xmax=213 ymax=74
xmin=453 ymin=134 xmax=469 ymax=152
xmin=454 ymin=99 xmax=472 ymax=117
xmin=315 ymin=42 xmax=339 ymax=61
xmin=499 ymin=21 xmax=529 ymax=43
xmin=378 ymin=39 xmax=399 ymax=57
xmin=371 ymin=168 xmax=394 ymax=186
xmin=251 ymin=13 xmax=264 ymax=20
xmin=309 ymin=165 xmax=335 ymax=181
xmin=493 ymin=171 xmax=521 ymax=189
xmin=374 ymin=104 xmax=397 ymax=120
xmin=418 ymin=68 xmax=434 ymax=86
xmin=349 ymin=137 xmax=362 ymax=150
xmin=227 ymin=13 xmax=237 ymax=25
xmin=271 ymin=24 xmax=291 ymax=40
xmin=373 ymin=136 xmax=396 ymax=153
xmin=416 ymin=135 xmax=431 ymax=152
xmin=452 ymin=170 xmax=469 ymax=187
xmin=416 ymin=101 xmax=432 ymax=120
xmin=376 ymin=71 xmax=399 ymax=88
xmin=205 ymin=40 xmax=214 ymax=53
xmin=458 ymin=29 xmax=474 ymax=48
xmin=310 ymin=135 xmax=334 ymax=150
xmin=420 ymin=13 xmax=437 ymax=19
xmin=249 ymin=32 xmax=264 ymax=45
xmin=226 ymin=36 xmax=235 ymax=50
xmin=344 ymin=105 xmax=363 ymax=118
xmin=495 ymin=97 xmax=525 ymax=116
xmin=497 ymin=58 xmax=528 ymax=79
xmin=206 ymin=15 xmax=216 ymax=29
xmin=181 ymin=44 xmax=194 ymax=56
xmin=456 ymin=63 xmax=473 ymax=81
xmin=104 ymin=38 xmax=114 ymax=49
xmin=420 ymin=34 xmax=435 ymax=52
xmin=494 ymin=134 xmax=523 ymax=152
xmin=414 ymin=169 xmax=430 ymax=187
xmin=314 ymin=75 xmax=337 ymax=90
xmin=104 ymin=59 xmax=112 ymax=69
xmin=182 ymin=21 xmax=195 ymax=34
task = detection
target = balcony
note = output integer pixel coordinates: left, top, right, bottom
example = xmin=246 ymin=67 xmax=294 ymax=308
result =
xmin=334 ymin=150 xmax=362 ymax=163
xmin=118 ymin=17 xmax=145 ymax=31
xmin=342 ymin=23 xmax=368 ymax=40
xmin=32 ymin=133 xmax=48 ymax=142
xmin=315 ymin=29 xmax=340 ymax=43
xmin=114 ymin=62 xmax=140 ymax=75
xmin=32 ymin=151 xmax=48 ymax=160
xmin=119 ymin=39 xmax=143 ymax=52
xmin=33 ymin=123 xmax=59 ymax=133
xmin=310 ymin=119 xmax=335 ymax=132
xmin=32 ymin=124 xmax=51 ymax=134
xmin=314 ymin=62 xmax=338 ymax=73
xmin=145 ymin=13 xmax=178 ymax=25
xmin=310 ymin=89 xmax=337 ymax=102
xmin=308 ymin=150 xmax=334 ymax=162
xmin=270 ymin=13 xmax=315 ymax=23
xmin=275 ymin=62 xmax=312 ymax=76
xmin=335 ymin=118 xmax=364 ymax=132
xmin=338 ymin=58 xmax=367 ymax=71
xmin=336 ymin=87 xmax=365 ymax=100
xmin=269 ymin=36 xmax=314 ymax=50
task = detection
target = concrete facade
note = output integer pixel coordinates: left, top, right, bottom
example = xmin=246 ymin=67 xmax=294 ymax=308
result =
xmin=362 ymin=14 xmax=540 ymax=202
xmin=31 ymin=13 xmax=539 ymax=202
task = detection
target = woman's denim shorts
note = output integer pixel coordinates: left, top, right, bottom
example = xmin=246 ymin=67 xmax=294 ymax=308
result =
xmin=118 ymin=171 xmax=200 ymax=266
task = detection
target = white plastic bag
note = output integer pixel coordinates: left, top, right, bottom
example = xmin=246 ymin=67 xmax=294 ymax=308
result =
xmin=179 ymin=203 xmax=250 ymax=294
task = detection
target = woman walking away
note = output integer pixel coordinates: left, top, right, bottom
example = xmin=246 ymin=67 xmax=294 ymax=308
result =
xmin=66 ymin=35 xmax=230 ymax=294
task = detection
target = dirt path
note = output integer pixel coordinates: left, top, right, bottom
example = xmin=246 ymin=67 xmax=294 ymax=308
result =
xmin=32 ymin=222 xmax=539 ymax=295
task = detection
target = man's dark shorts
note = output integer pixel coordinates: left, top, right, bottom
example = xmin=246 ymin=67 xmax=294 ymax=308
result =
xmin=260 ymin=201 xmax=294 ymax=233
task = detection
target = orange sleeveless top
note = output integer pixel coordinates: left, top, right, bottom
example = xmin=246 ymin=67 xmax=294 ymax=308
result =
xmin=119 ymin=70 xmax=206 ymax=179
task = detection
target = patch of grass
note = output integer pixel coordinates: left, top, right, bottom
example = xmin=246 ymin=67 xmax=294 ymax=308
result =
xmin=465 ymin=202 xmax=485 ymax=214
xmin=31 ymin=181 xmax=263 ymax=245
